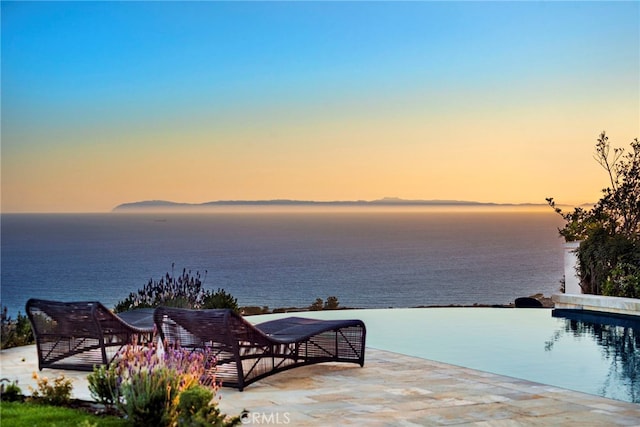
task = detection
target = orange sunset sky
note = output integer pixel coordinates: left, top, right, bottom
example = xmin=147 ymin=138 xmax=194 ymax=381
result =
xmin=2 ymin=1 xmax=639 ymax=213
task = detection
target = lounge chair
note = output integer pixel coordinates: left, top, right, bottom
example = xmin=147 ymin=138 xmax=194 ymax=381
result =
xmin=154 ymin=307 xmax=366 ymax=391
xmin=26 ymin=299 xmax=155 ymax=371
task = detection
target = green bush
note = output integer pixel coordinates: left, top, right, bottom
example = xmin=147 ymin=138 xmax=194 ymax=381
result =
xmin=309 ymin=298 xmax=324 ymax=311
xmin=310 ymin=296 xmax=340 ymax=311
xmin=89 ymin=339 xmax=241 ymax=426
xmin=548 ymin=132 xmax=639 ymax=297
xmin=87 ymin=363 xmax=119 ymax=407
xmin=324 ymin=296 xmax=340 ymax=310
xmin=201 ymin=288 xmax=239 ymax=311
xmin=173 ymin=385 xmax=242 ymax=427
xmin=0 ymin=379 xmax=24 ymax=402
xmin=1 ymin=307 xmax=34 ymax=349
xmin=114 ymin=342 xmax=201 ymax=425
xmin=28 ymin=373 xmax=73 ymax=406
xmin=603 ymin=262 xmax=640 ymax=298
xmin=114 ymin=265 xmax=207 ymax=312
xmin=577 ymin=228 xmax=640 ymax=295
xmin=119 ymin=366 xmax=177 ymax=425
xmin=114 ymin=264 xmax=239 ymax=313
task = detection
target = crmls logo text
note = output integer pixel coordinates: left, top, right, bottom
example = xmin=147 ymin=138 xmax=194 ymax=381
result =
xmin=241 ymin=411 xmax=291 ymax=425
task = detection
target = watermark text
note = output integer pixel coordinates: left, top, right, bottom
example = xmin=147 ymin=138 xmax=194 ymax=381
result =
xmin=241 ymin=411 xmax=291 ymax=425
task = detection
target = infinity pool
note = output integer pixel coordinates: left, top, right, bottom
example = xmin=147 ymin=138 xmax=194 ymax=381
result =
xmin=251 ymin=307 xmax=640 ymax=403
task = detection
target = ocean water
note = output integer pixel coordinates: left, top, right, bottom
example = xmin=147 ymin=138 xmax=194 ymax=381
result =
xmin=1 ymin=209 xmax=565 ymax=317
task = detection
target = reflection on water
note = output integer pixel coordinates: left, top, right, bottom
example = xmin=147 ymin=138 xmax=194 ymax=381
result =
xmin=548 ymin=310 xmax=640 ymax=403
xmin=254 ymin=308 xmax=639 ymax=404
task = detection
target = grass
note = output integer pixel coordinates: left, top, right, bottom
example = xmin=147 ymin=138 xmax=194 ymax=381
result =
xmin=0 ymin=401 xmax=129 ymax=427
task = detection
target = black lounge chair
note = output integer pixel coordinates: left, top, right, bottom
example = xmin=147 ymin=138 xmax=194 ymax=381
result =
xmin=154 ymin=307 xmax=366 ymax=391
xmin=26 ymin=299 xmax=155 ymax=371
xmin=515 ymin=297 xmax=544 ymax=308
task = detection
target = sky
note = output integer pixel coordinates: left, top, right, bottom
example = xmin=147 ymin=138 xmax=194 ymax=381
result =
xmin=1 ymin=1 xmax=639 ymax=213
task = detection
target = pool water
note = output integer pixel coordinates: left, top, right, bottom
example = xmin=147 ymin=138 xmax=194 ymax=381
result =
xmin=251 ymin=307 xmax=640 ymax=403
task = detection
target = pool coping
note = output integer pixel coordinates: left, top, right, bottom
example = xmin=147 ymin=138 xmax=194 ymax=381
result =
xmin=552 ymin=293 xmax=640 ymax=317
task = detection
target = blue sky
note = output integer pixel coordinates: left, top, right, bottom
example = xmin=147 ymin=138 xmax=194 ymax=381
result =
xmin=2 ymin=1 xmax=639 ymax=212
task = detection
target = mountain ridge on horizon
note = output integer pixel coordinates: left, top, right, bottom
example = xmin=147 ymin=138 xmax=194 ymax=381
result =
xmin=112 ymin=197 xmax=562 ymax=212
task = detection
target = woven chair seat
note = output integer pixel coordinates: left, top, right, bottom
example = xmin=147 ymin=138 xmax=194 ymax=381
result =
xmin=154 ymin=307 xmax=366 ymax=391
xmin=26 ymin=299 xmax=155 ymax=371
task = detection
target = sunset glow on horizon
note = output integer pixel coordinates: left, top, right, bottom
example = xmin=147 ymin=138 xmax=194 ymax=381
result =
xmin=2 ymin=1 xmax=638 ymax=213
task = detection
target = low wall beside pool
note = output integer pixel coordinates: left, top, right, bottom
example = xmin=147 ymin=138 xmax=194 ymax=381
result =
xmin=553 ymin=293 xmax=640 ymax=317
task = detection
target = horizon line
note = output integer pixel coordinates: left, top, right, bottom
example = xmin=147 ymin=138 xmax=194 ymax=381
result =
xmin=111 ymin=197 xmax=593 ymax=212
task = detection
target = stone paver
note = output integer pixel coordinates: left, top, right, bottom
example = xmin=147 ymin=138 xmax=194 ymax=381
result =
xmin=2 ymin=345 xmax=639 ymax=426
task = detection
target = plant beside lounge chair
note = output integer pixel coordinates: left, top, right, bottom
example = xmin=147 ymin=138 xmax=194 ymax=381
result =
xmin=26 ymin=299 xmax=154 ymax=372
xmin=154 ymin=307 xmax=366 ymax=391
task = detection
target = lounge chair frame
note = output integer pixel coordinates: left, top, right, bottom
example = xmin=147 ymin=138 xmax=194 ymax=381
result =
xmin=154 ymin=307 xmax=366 ymax=391
xmin=26 ymin=299 xmax=154 ymax=371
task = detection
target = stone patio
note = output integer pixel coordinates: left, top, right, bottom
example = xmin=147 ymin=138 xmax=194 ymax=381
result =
xmin=2 ymin=344 xmax=639 ymax=426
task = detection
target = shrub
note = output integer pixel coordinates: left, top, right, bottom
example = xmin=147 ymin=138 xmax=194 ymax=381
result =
xmin=309 ymin=298 xmax=324 ymax=311
xmin=114 ymin=265 xmax=207 ymax=312
xmin=28 ymin=373 xmax=73 ymax=406
xmin=89 ymin=338 xmax=241 ymax=426
xmin=173 ymin=385 xmax=242 ymax=427
xmin=114 ymin=342 xmax=205 ymax=425
xmin=575 ymin=227 xmax=640 ymax=295
xmin=114 ymin=264 xmax=239 ymax=313
xmin=1 ymin=307 xmax=34 ymax=349
xmin=201 ymin=288 xmax=239 ymax=311
xmin=0 ymin=379 xmax=23 ymax=402
xmin=324 ymin=296 xmax=340 ymax=310
xmin=603 ymin=262 xmax=640 ymax=298
xmin=87 ymin=363 xmax=119 ymax=406
xmin=118 ymin=365 xmax=176 ymax=425
xmin=310 ymin=296 xmax=340 ymax=311
xmin=548 ymin=132 xmax=640 ymax=296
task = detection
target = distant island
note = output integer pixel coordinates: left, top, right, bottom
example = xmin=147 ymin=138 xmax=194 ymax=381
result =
xmin=112 ymin=197 xmax=552 ymax=212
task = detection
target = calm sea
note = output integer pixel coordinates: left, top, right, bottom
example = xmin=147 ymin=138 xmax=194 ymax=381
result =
xmin=1 ymin=209 xmax=565 ymax=317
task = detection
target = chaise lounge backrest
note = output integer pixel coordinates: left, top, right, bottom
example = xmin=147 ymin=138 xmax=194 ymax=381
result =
xmin=154 ymin=307 xmax=366 ymax=391
xmin=26 ymin=298 xmax=153 ymax=371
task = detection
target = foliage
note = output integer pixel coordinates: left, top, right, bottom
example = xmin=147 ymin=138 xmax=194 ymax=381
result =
xmin=548 ymin=132 xmax=640 ymax=241
xmin=88 ymin=338 xmax=241 ymax=426
xmin=324 ymin=296 xmax=340 ymax=310
xmin=201 ymin=288 xmax=239 ymax=311
xmin=173 ymin=385 xmax=242 ymax=427
xmin=87 ymin=364 xmax=119 ymax=407
xmin=28 ymin=373 xmax=73 ymax=406
xmin=576 ymin=227 xmax=640 ymax=295
xmin=310 ymin=296 xmax=340 ymax=311
xmin=0 ymin=401 xmax=128 ymax=427
xmin=114 ymin=265 xmax=206 ymax=312
xmin=113 ymin=341 xmax=207 ymax=425
xmin=603 ymin=262 xmax=640 ymax=299
xmin=114 ymin=264 xmax=238 ymax=313
xmin=309 ymin=298 xmax=324 ymax=311
xmin=1 ymin=307 xmax=34 ymax=349
xmin=0 ymin=379 xmax=24 ymax=402
xmin=117 ymin=364 xmax=177 ymax=425
xmin=548 ymin=132 xmax=640 ymax=296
